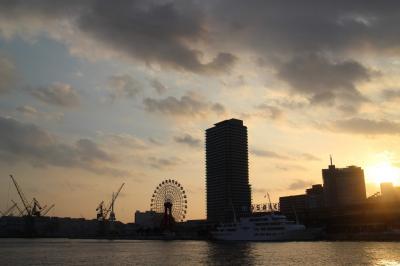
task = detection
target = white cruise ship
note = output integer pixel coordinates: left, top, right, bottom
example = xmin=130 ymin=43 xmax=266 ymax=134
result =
xmin=211 ymin=213 xmax=317 ymax=241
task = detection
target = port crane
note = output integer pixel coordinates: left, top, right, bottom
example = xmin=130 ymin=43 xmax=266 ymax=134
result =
xmin=10 ymin=175 xmax=32 ymax=216
xmin=96 ymin=183 xmax=125 ymax=222
xmin=96 ymin=201 xmax=105 ymax=221
xmin=9 ymin=175 xmax=54 ymax=217
xmin=41 ymin=204 xmax=55 ymax=216
xmin=11 ymin=200 xmax=25 ymax=216
xmin=0 ymin=202 xmax=18 ymax=217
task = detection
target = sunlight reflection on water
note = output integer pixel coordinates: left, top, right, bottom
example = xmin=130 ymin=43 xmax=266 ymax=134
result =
xmin=0 ymin=239 xmax=399 ymax=265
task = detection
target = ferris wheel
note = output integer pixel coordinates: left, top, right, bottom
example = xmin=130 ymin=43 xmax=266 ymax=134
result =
xmin=150 ymin=179 xmax=187 ymax=222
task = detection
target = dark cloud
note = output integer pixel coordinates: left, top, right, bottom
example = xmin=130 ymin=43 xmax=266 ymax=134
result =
xmin=0 ymin=55 xmax=15 ymax=94
xmin=202 ymin=52 xmax=237 ymax=74
xmin=0 ymin=116 xmax=127 ymax=176
xmin=75 ymin=139 xmax=112 ymax=162
xmin=288 ymin=179 xmax=312 ymax=191
xmin=382 ymin=89 xmax=400 ymax=101
xmin=30 ymin=83 xmax=80 ymax=107
xmin=108 ymin=74 xmax=142 ymax=101
xmin=211 ymin=103 xmax=225 ymax=115
xmin=2 ymin=1 xmax=400 ymax=74
xmin=212 ymin=1 xmax=400 ymax=56
xmin=250 ymin=148 xmax=288 ymax=159
xmin=334 ymin=118 xmax=400 ymax=135
xmin=150 ymin=79 xmax=168 ymax=95
xmin=143 ymin=92 xmax=225 ymax=117
xmin=76 ymin=1 xmax=236 ymax=74
xmin=174 ymin=133 xmax=201 ymax=148
xmin=0 ymin=1 xmax=238 ymax=74
xmin=277 ymin=53 xmax=371 ymax=107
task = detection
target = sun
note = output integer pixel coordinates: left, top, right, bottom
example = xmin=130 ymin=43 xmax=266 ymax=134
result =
xmin=365 ymin=161 xmax=400 ymax=186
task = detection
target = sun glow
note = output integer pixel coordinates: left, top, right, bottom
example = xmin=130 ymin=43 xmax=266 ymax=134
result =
xmin=365 ymin=161 xmax=400 ymax=186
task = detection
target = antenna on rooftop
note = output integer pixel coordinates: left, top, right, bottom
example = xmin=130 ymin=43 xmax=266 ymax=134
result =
xmin=330 ymin=154 xmax=333 ymax=166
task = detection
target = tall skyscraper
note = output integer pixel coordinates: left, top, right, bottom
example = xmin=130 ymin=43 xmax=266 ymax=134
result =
xmin=322 ymin=158 xmax=366 ymax=207
xmin=206 ymin=118 xmax=251 ymax=222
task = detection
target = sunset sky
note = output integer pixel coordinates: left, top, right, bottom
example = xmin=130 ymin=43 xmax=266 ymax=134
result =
xmin=1 ymin=1 xmax=400 ymax=222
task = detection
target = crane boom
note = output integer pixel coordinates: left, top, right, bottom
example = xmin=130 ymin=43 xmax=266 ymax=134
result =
xmin=9 ymin=175 xmax=31 ymax=215
xmin=1 ymin=202 xmax=17 ymax=216
xmin=113 ymin=183 xmax=125 ymax=203
xmin=11 ymin=200 xmax=25 ymax=216
xmin=104 ymin=183 xmax=125 ymax=219
xmin=42 ymin=204 xmax=55 ymax=216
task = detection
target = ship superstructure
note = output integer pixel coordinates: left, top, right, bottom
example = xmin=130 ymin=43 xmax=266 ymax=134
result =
xmin=211 ymin=213 xmax=315 ymax=241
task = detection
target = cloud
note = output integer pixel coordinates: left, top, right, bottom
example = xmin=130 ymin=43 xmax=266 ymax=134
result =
xmin=382 ymin=89 xmax=400 ymax=101
xmin=0 ymin=1 xmax=236 ymax=74
xmin=143 ymin=92 xmax=225 ymax=117
xmin=16 ymin=105 xmax=64 ymax=121
xmin=211 ymin=103 xmax=225 ymax=115
xmin=75 ymin=138 xmax=113 ymax=162
xmin=0 ymin=54 xmax=15 ymax=94
xmin=212 ymin=1 xmax=400 ymax=56
xmin=288 ymin=179 xmax=312 ymax=191
xmin=255 ymin=104 xmax=283 ymax=120
xmin=174 ymin=133 xmax=201 ymax=148
xmin=150 ymin=78 xmax=168 ymax=95
xmin=148 ymin=137 xmax=162 ymax=145
xmin=300 ymin=153 xmax=320 ymax=161
xmin=2 ymin=1 xmax=400 ymax=75
xmin=276 ymin=164 xmax=307 ymax=171
xmin=202 ymin=52 xmax=237 ymax=74
xmin=333 ymin=118 xmax=400 ymax=135
xmin=108 ymin=74 xmax=142 ymax=101
xmin=76 ymin=1 xmax=236 ymax=74
xmin=99 ymin=132 xmax=148 ymax=150
xmin=16 ymin=105 xmax=38 ymax=116
xmin=250 ymin=148 xmax=288 ymax=159
xmin=148 ymin=156 xmax=181 ymax=170
xmin=277 ymin=53 xmax=371 ymax=108
xmin=0 ymin=116 xmax=128 ymax=176
xmin=30 ymin=82 xmax=80 ymax=107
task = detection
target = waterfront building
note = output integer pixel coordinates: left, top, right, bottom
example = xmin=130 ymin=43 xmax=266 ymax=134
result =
xmin=134 ymin=210 xmax=163 ymax=228
xmin=279 ymin=184 xmax=325 ymax=222
xmin=380 ymin=182 xmax=400 ymax=202
xmin=322 ymin=159 xmax=366 ymax=207
xmin=279 ymin=194 xmax=308 ymax=222
xmin=206 ymin=119 xmax=251 ymax=222
xmin=306 ymin=184 xmax=324 ymax=208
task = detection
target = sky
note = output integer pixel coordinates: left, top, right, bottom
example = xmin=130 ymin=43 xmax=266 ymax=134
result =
xmin=1 ymin=0 xmax=400 ymax=222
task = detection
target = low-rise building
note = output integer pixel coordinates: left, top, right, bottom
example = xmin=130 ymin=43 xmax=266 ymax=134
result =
xmin=134 ymin=210 xmax=162 ymax=228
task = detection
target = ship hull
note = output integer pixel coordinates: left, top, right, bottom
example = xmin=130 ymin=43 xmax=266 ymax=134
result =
xmin=211 ymin=228 xmax=322 ymax=241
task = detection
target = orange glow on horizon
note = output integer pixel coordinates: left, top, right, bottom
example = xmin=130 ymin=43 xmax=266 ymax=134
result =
xmin=365 ymin=161 xmax=400 ymax=186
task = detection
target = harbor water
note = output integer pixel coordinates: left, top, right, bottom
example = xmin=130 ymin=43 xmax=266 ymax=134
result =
xmin=0 ymin=239 xmax=400 ymax=265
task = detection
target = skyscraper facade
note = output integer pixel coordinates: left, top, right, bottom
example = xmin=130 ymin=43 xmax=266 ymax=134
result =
xmin=322 ymin=161 xmax=366 ymax=207
xmin=206 ymin=119 xmax=251 ymax=222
